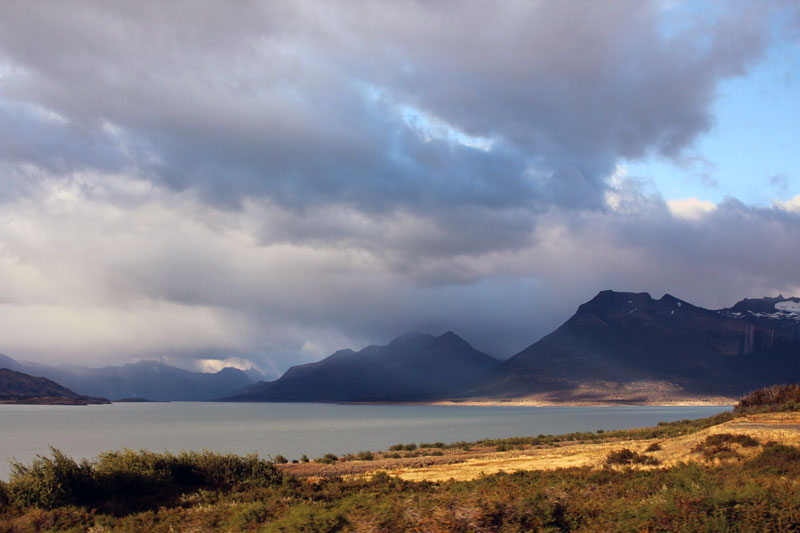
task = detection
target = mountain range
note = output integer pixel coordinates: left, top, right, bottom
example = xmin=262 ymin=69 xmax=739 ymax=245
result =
xmin=2 ymin=290 xmax=799 ymax=404
xmin=226 ymin=331 xmax=500 ymax=402
xmin=227 ymin=291 xmax=800 ymax=404
xmin=0 ymin=355 xmax=258 ymax=401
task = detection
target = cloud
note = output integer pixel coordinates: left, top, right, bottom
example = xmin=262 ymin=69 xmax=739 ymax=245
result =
xmin=0 ymin=1 xmax=797 ymax=372
xmin=775 ymin=195 xmax=800 ymax=213
xmin=667 ymin=197 xmax=718 ymax=220
xmin=0 ymin=174 xmax=798 ymax=371
xmin=0 ymin=0 xmax=781 ymax=213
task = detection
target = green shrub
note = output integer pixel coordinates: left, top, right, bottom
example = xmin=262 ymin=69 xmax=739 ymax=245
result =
xmin=5 ymin=448 xmax=282 ymax=512
xmin=300 ymin=454 xmax=309 ymax=463
xmin=316 ymin=453 xmax=338 ymax=465
xmin=227 ymin=500 xmax=274 ymax=530
xmin=746 ymin=442 xmax=800 ymax=475
xmin=7 ymin=448 xmax=94 ymax=509
xmin=355 ymin=451 xmax=374 ymax=461
xmin=273 ymin=454 xmax=288 ymax=464
xmin=263 ymin=502 xmax=348 ymax=532
xmin=389 ymin=444 xmax=404 ymax=451
xmin=403 ymin=443 xmax=417 ymax=451
xmin=605 ymin=448 xmax=660 ymax=466
xmin=0 ymin=479 xmax=10 ymax=511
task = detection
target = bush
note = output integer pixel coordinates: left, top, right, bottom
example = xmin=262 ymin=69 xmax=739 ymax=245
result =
xmin=692 ymin=433 xmax=759 ymax=461
xmin=403 ymin=443 xmax=417 ymax=451
xmin=7 ymin=448 xmax=94 ymax=509
xmin=300 ymin=454 xmax=309 ymax=463
xmin=644 ymin=442 xmax=662 ymax=452
xmin=0 ymin=479 xmax=10 ymax=511
xmin=355 ymin=451 xmax=374 ymax=461
xmin=272 ymin=455 xmax=288 ymax=464
xmin=735 ymin=384 xmax=800 ymax=414
xmin=316 ymin=453 xmax=339 ymax=465
xmin=5 ymin=448 xmax=282 ymax=512
xmin=746 ymin=442 xmax=800 ymax=475
xmin=605 ymin=449 xmax=660 ymax=466
xmin=703 ymin=434 xmax=759 ymax=448
xmin=389 ymin=444 xmax=404 ymax=451
xmin=228 ymin=500 xmax=274 ymax=530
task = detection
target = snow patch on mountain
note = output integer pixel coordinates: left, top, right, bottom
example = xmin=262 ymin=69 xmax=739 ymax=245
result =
xmin=776 ymin=301 xmax=800 ymax=315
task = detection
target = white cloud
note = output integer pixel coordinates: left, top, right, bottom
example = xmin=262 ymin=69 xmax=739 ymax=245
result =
xmin=667 ymin=197 xmax=718 ymax=220
xmin=775 ymin=195 xmax=800 ymax=213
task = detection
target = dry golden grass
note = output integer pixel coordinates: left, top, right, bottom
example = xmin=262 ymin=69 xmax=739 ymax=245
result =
xmin=383 ymin=412 xmax=800 ymax=482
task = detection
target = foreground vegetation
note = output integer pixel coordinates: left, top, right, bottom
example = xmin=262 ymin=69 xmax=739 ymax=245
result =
xmin=2 ymin=385 xmax=800 ymax=531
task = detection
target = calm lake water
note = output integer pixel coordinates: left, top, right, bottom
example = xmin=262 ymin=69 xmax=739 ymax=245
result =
xmin=0 ymin=402 xmax=730 ymax=480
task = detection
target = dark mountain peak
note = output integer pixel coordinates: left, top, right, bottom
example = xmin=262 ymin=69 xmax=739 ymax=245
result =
xmin=226 ymin=330 xmax=499 ymax=402
xmin=434 ymin=331 xmax=472 ymax=350
xmin=388 ymin=331 xmax=435 ymax=346
xmin=576 ymin=290 xmax=654 ymax=316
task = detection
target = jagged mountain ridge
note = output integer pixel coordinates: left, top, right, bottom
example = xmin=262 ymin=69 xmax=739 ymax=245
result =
xmin=226 ymin=331 xmax=500 ymax=402
xmin=465 ymin=291 xmax=800 ymax=400
xmin=0 ymin=368 xmax=110 ymax=405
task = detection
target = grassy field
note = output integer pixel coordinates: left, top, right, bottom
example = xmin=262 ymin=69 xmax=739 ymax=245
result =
xmin=2 ymin=386 xmax=800 ymax=531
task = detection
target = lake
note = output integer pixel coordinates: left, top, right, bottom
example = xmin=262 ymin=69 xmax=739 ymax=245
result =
xmin=0 ymin=402 xmax=729 ymax=480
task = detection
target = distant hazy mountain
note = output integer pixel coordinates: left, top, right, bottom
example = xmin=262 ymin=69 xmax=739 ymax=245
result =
xmin=225 ymin=331 xmax=500 ymax=402
xmin=465 ymin=290 xmax=800 ymax=401
xmin=0 ymin=356 xmax=255 ymax=401
xmin=0 ymin=368 xmax=110 ymax=405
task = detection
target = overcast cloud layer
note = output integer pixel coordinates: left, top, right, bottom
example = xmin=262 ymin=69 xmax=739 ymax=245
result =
xmin=0 ymin=1 xmax=798 ymax=374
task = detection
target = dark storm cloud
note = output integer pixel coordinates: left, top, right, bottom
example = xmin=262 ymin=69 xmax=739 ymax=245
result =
xmin=0 ymin=0 xmax=777 ymax=215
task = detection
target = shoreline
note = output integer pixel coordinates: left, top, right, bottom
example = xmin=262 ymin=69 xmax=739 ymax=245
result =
xmin=339 ymin=396 xmax=737 ymax=408
xmin=424 ymin=398 xmax=736 ymax=407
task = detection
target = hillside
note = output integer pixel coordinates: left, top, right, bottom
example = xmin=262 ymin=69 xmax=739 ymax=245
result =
xmin=463 ymin=291 xmax=800 ymax=402
xmin=226 ymin=331 xmax=500 ymax=402
xmin=0 ymin=368 xmax=110 ymax=405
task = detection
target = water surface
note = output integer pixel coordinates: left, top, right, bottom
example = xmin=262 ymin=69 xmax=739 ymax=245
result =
xmin=0 ymin=402 xmax=729 ymax=480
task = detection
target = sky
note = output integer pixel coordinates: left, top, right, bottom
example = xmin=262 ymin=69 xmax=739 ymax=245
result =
xmin=0 ymin=0 xmax=798 ymax=377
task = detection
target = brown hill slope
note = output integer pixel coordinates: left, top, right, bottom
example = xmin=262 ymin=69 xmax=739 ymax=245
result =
xmin=0 ymin=368 xmax=110 ymax=405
